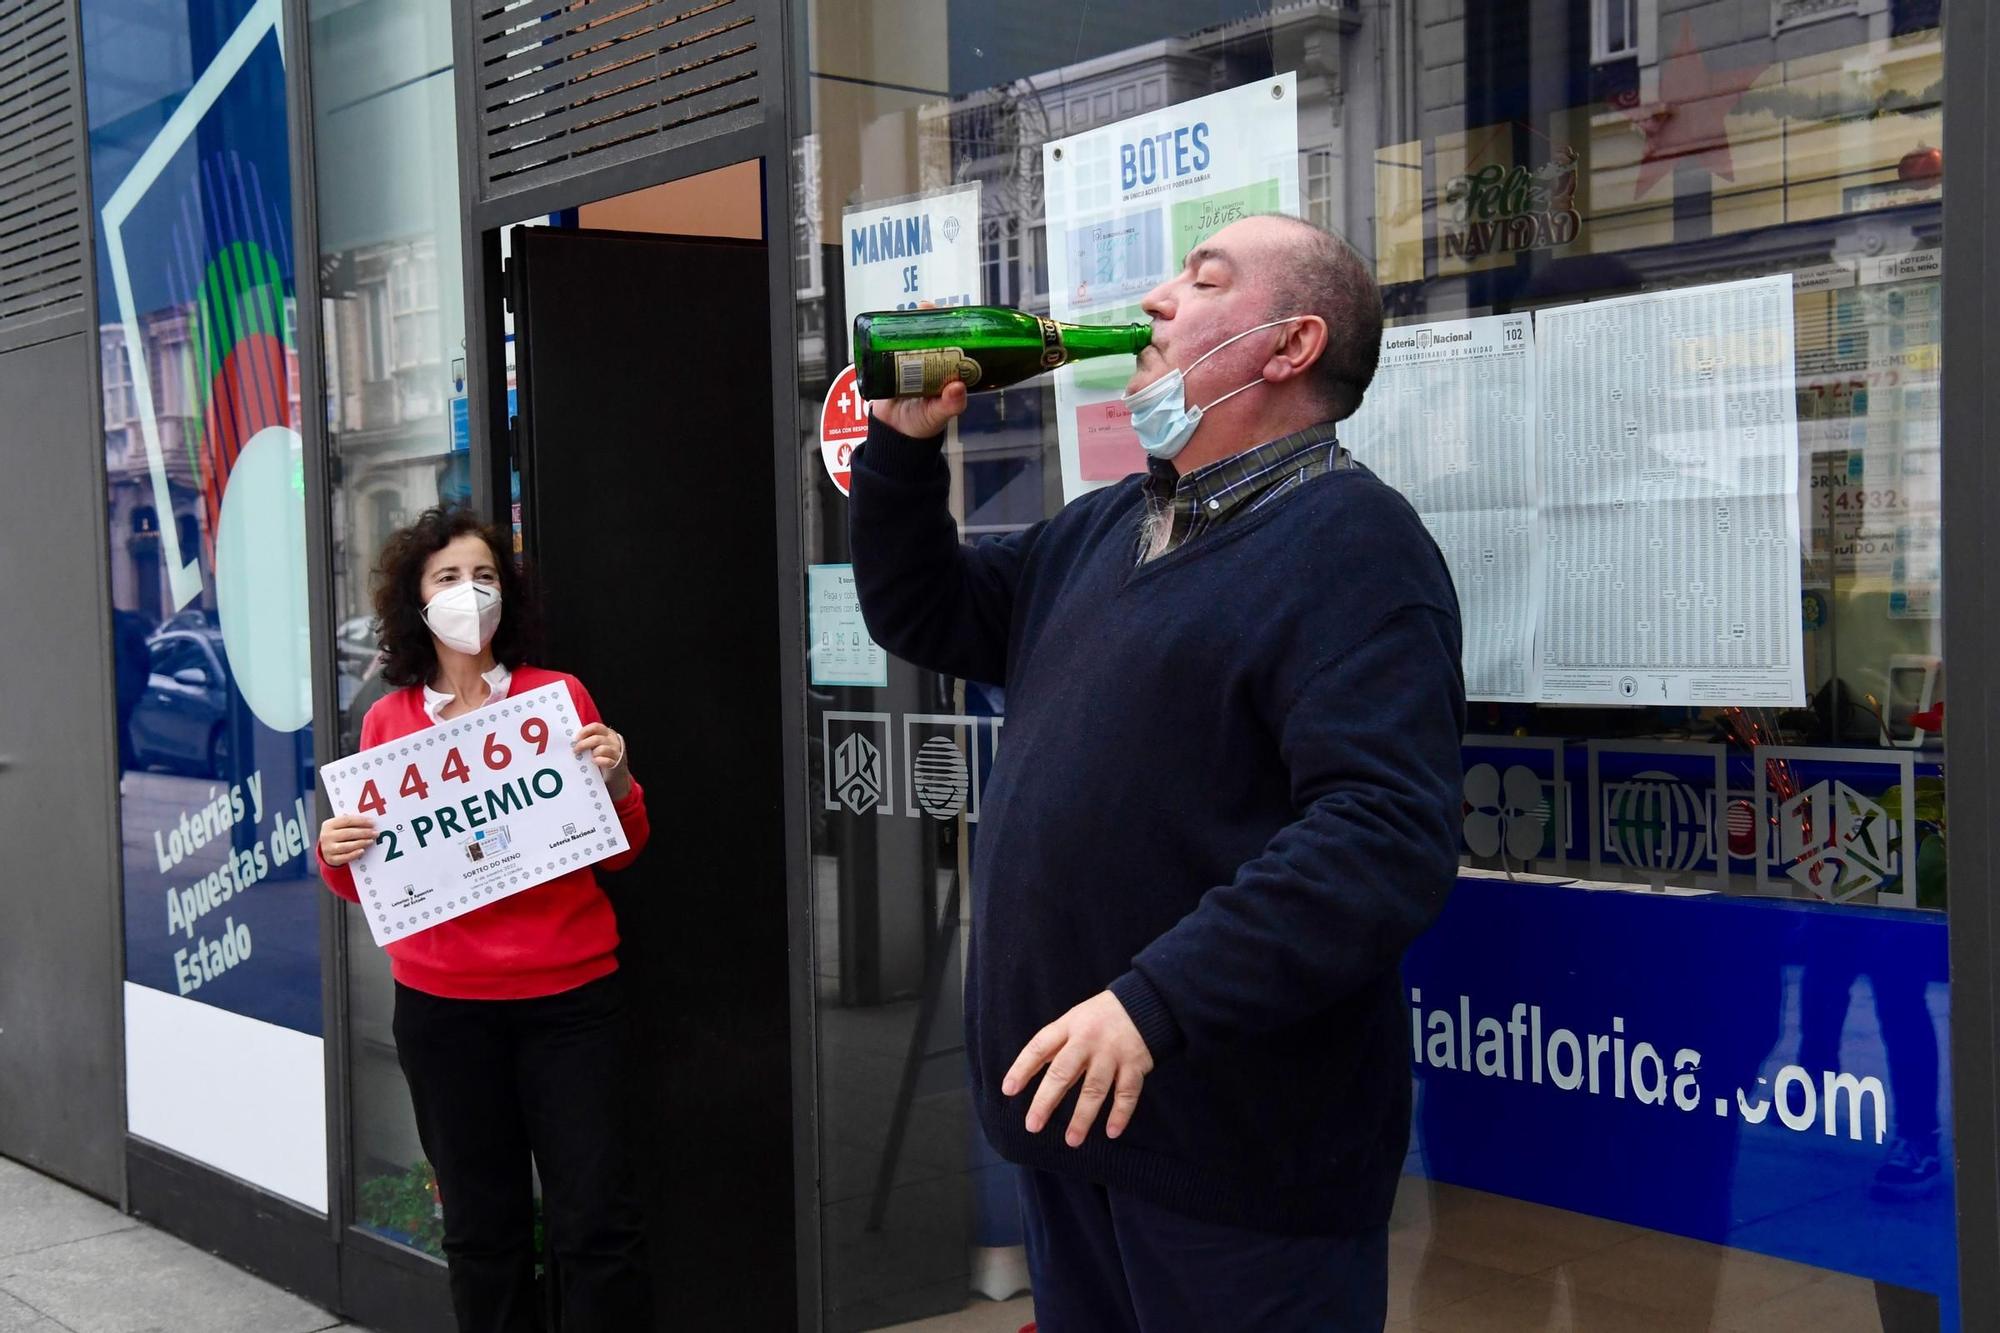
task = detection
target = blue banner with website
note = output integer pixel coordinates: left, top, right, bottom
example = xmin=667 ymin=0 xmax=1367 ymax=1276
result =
xmin=1405 ymin=877 xmax=1954 ymax=1321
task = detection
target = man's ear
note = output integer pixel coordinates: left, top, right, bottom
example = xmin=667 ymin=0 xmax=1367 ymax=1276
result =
xmin=1266 ymin=315 xmax=1329 ymax=383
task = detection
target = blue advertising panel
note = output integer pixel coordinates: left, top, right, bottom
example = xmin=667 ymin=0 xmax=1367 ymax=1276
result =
xmin=82 ymin=0 xmax=326 ymax=1209
xmin=1407 ymin=878 xmax=1954 ymax=1322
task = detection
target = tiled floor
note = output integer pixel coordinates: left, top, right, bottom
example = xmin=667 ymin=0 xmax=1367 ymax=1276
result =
xmin=873 ymin=1178 xmax=1914 ymax=1333
xmin=816 ymin=995 xmax=1929 ymax=1332
xmin=0 ymin=1157 xmax=360 ymax=1333
xmin=0 ymin=1149 xmax=1924 ymax=1332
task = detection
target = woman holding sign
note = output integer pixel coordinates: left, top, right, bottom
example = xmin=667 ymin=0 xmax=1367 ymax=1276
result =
xmin=317 ymin=507 xmax=652 ymax=1333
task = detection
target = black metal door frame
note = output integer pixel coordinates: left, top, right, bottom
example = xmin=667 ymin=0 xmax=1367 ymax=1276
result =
xmin=0 ymin=0 xmax=126 ymax=1206
xmin=284 ymin=0 xmax=816 ymax=1322
xmin=1943 ymin=0 xmax=2000 ymax=1319
xmin=458 ymin=2 xmax=817 ymax=1329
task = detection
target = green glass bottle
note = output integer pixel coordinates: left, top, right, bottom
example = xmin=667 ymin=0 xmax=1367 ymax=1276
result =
xmin=853 ymin=306 xmax=1151 ymax=399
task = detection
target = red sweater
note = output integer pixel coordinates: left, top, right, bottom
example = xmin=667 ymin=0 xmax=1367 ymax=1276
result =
xmin=317 ymin=666 xmax=650 ymax=1000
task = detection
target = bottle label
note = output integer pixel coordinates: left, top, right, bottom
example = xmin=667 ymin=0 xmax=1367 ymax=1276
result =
xmin=1037 ymin=316 xmax=1067 ymax=370
xmin=894 ymin=348 xmax=982 ymax=396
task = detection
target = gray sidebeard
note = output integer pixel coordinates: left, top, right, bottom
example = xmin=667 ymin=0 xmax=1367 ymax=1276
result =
xmin=1136 ymin=493 xmax=1175 ymax=563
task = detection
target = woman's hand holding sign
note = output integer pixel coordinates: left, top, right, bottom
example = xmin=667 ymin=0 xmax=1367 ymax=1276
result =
xmin=572 ymin=723 xmax=632 ymax=800
xmin=319 ymin=813 xmax=377 ymax=867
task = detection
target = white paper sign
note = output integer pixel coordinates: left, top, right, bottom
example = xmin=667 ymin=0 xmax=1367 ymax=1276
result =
xmin=1042 ymin=74 xmax=1302 ymax=501
xmin=1534 ymin=275 xmax=1805 ymax=707
xmin=1344 ymin=313 xmax=1543 ymax=702
xmin=320 ymin=683 xmax=629 ymax=946
xmin=809 ymin=563 xmax=888 ymax=687
xmin=841 ymin=184 xmax=984 ymax=316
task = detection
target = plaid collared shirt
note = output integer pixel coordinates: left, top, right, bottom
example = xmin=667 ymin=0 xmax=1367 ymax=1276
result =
xmin=1138 ymin=421 xmax=1352 ymax=562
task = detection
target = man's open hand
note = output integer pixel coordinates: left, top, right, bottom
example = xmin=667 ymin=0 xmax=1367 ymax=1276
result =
xmin=1003 ymin=990 xmax=1154 ymax=1147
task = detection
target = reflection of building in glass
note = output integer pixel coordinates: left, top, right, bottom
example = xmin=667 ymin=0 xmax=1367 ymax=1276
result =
xmin=324 ymin=239 xmax=447 ymax=439
xmin=793 ymin=4 xmax=1384 ymax=553
xmin=920 ymin=4 xmax=1378 ymax=302
xmin=1384 ymin=0 xmax=1943 ymax=298
xmin=102 ymin=316 xmax=195 ymax=627
xmin=1377 ymin=0 xmax=1946 ymax=901
xmin=321 ymin=235 xmax=457 ymax=694
xmin=100 ymin=306 xmax=301 ymax=630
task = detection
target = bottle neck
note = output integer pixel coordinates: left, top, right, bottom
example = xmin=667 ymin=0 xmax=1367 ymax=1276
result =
xmin=1061 ymin=322 xmax=1151 ymax=356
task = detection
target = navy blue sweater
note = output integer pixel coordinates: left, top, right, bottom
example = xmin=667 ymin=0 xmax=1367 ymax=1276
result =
xmin=849 ymin=417 xmax=1466 ymax=1235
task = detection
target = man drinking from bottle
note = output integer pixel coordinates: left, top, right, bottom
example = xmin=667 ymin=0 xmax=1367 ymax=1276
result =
xmin=847 ymin=214 xmax=1466 ymax=1333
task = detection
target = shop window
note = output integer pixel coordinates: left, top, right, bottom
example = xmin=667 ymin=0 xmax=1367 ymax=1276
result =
xmin=980 ymin=218 xmax=1024 ymax=309
xmin=1894 ymin=0 xmax=1943 ymax=36
xmin=101 ymin=336 xmax=135 ymax=428
xmin=304 ymin=0 xmax=466 ymax=1260
xmin=1305 ymin=148 xmax=1337 ymax=232
xmin=1593 ymin=0 xmax=1639 ymax=64
xmin=794 ymin=3 xmax=1954 ymax=1328
xmin=175 ymin=514 xmax=200 ymax=565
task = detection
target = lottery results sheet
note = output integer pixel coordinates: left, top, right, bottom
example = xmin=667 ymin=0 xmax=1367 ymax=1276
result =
xmin=1343 ymin=313 xmax=1542 ymax=702
xmin=1042 ymin=74 xmax=1300 ymax=501
xmin=1534 ymin=276 xmax=1804 ymax=706
xmin=319 ymin=683 xmax=630 ymax=946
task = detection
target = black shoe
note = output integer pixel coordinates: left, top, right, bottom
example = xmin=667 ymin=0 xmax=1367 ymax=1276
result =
xmin=1870 ymin=1131 xmax=1942 ymax=1201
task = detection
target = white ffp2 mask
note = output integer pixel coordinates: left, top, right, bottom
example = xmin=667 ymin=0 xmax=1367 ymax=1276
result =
xmin=423 ymin=583 xmax=502 ymax=654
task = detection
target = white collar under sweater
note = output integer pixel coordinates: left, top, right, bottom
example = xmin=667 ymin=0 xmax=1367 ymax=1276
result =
xmin=421 ymin=663 xmax=512 ymax=723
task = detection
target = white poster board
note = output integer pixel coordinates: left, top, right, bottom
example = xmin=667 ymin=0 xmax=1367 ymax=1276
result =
xmin=1344 ymin=313 xmax=1543 ymax=702
xmin=319 ymin=683 xmax=629 ymax=945
xmin=840 ymin=184 xmax=983 ymax=322
xmin=1043 ymin=74 xmax=1301 ymax=502
xmin=1535 ymin=275 xmax=1804 ymax=706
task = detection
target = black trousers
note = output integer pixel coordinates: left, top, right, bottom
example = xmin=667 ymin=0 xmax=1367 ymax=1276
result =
xmin=1019 ymin=1168 xmax=1389 ymax=1333
xmin=393 ymin=973 xmax=652 ymax=1333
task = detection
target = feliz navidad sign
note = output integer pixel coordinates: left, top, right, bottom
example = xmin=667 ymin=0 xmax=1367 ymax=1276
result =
xmin=319 ymin=683 xmax=627 ymax=946
xmin=1441 ymin=146 xmax=1583 ymax=262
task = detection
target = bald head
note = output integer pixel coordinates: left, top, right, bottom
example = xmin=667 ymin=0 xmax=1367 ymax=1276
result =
xmin=1131 ymin=215 xmax=1385 ymax=467
xmin=1243 ymin=214 xmax=1383 ymax=420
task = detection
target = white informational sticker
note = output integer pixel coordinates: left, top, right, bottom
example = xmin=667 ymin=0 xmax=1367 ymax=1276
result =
xmin=1534 ymin=275 xmax=1806 ymax=707
xmin=809 ymin=563 xmax=889 ymax=687
xmin=319 ymin=683 xmax=630 ymax=946
xmin=1790 ymin=262 xmax=1856 ymax=294
xmin=1344 ymin=313 xmax=1543 ymax=702
xmin=841 ymin=184 xmax=984 ymax=318
xmin=1042 ymin=74 xmax=1302 ymax=502
xmin=1867 ymin=248 xmax=1941 ymax=285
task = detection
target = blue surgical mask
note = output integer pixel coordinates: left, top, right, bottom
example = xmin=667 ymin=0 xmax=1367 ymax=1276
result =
xmin=1121 ymin=317 xmax=1303 ymax=461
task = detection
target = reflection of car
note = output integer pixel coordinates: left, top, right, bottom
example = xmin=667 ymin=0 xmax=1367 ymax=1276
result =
xmin=130 ymin=630 xmax=232 ymax=776
xmin=157 ymin=607 xmax=216 ymax=635
xmin=336 ymin=615 xmax=379 ymax=678
xmin=335 ymin=614 xmax=385 ymax=720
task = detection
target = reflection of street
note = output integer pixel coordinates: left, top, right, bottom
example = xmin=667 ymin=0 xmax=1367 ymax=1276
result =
xmin=121 ymin=770 xmax=242 ymax=882
xmin=817 ymin=997 xmax=978 ymax=1330
xmin=1795 ymin=950 xmax=1950 ymax=1331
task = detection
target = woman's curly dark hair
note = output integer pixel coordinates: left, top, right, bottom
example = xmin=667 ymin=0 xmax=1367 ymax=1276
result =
xmin=372 ymin=507 xmax=539 ymax=689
